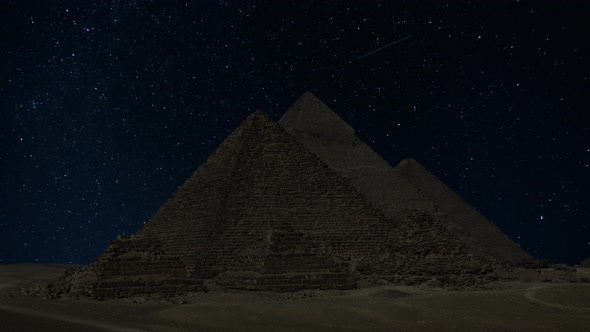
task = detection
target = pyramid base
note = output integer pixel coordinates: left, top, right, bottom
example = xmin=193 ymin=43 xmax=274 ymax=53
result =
xmin=214 ymin=271 xmax=356 ymax=292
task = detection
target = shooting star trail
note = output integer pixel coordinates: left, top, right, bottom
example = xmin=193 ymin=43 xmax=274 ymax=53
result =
xmin=355 ymin=35 xmax=413 ymax=60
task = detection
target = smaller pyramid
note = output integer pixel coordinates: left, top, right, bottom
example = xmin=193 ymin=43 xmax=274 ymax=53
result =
xmin=51 ymin=235 xmax=205 ymax=299
xmin=394 ymin=158 xmax=530 ymax=264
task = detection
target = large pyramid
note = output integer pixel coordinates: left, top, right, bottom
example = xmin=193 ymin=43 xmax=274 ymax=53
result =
xmin=50 ymin=93 xmax=534 ymax=300
xmin=279 ymin=92 xmax=531 ymax=265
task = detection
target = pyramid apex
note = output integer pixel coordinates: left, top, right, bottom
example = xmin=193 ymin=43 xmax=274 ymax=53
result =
xmin=397 ymin=158 xmax=421 ymax=168
xmin=246 ymin=110 xmax=273 ymax=122
xmin=395 ymin=158 xmax=430 ymax=177
xmin=279 ymin=92 xmax=355 ymax=143
xmin=240 ymin=111 xmax=276 ymax=128
xmin=300 ymin=91 xmax=318 ymax=100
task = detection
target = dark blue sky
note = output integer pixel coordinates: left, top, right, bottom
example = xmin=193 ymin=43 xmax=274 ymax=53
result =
xmin=1 ymin=0 xmax=588 ymax=265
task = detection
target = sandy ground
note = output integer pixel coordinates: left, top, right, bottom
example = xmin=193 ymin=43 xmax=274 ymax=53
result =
xmin=0 ymin=264 xmax=589 ymax=331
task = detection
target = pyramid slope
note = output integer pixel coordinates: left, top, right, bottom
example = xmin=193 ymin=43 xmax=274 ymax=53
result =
xmin=578 ymin=258 xmax=590 ymax=267
xmin=279 ymin=92 xmax=531 ymax=264
xmin=52 ymin=110 xmax=500 ymax=299
xmin=395 ymin=158 xmax=530 ymax=263
xmin=135 ymin=111 xmax=261 ymax=271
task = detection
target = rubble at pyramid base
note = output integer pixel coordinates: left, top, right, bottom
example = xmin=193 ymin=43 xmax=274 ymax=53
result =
xmin=41 ymin=211 xmax=547 ymax=300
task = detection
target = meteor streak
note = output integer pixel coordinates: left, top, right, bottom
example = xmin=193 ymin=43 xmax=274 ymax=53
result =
xmin=355 ymin=35 xmax=413 ymax=60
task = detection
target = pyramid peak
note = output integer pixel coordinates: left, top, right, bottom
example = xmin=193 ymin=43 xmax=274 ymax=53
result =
xmin=395 ymin=158 xmax=430 ymax=177
xmin=396 ymin=158 xmax=423 ymax=169
xmin=279 ymin=92 xmax=355 ymax=143
xmin=246 ymin=110 xmax=273 ymax=122
xmin=398 ymin=158 xmax=418 ymax=164
xmin=300 ymin=91 xmax=320 ymax=101
xmin=236 ymin=111 xmax=276 ymax=131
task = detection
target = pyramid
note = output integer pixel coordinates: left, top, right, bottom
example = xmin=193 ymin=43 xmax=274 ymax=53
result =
xmin=49 ymin=112 xmax=382 ymax=298
xmin=49 ymin=95 xmax=531 ymax=300
xmin=278 ymin=92 xmax=531 ymax=265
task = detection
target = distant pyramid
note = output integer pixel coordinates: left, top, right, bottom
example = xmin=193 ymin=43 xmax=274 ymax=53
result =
xmin=279 ymin=91 xmax=531 ymax=265
xmin=394 ymin=158 xmax=531 ymax=264
xmin=50 ymin=94 xmax=533 ymax=300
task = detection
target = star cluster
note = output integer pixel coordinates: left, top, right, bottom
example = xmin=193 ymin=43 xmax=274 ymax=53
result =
xmin=0 ymin=0 xmax=588 ymax=265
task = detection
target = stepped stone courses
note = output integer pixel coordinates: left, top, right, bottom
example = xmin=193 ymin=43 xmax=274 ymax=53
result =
xmin=49 ymin=92 xmax=535 ymax=299
xmin=51 ymin=235 xmax=205 ymax=299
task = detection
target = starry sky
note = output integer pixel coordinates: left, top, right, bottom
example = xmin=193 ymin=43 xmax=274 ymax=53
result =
xmin=1 ymin=0 xmax=588 ymax=266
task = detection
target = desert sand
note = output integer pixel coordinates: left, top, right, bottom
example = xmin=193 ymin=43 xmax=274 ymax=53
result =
xmin=1 ymin=264 xmax=589 ymax=331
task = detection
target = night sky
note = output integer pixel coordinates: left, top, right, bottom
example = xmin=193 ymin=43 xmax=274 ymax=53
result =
xmin=1 ymin=1 xmax=588 ymax=266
